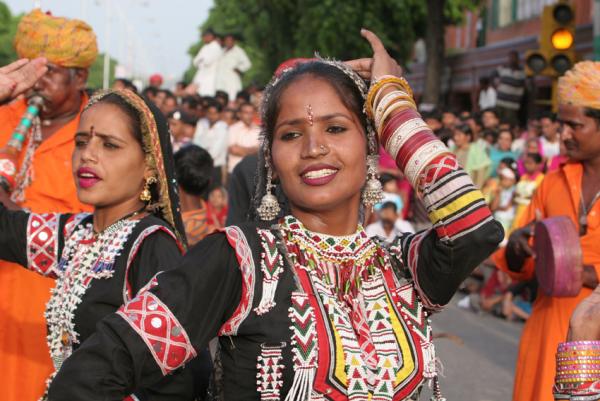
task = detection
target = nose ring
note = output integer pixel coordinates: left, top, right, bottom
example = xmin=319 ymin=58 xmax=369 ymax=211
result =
xmin=319 ymin=145 xmax=327 ymax=152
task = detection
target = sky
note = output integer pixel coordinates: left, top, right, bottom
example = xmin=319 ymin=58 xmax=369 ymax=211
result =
xmin=4 ymin=0 xmax=214 ymax=85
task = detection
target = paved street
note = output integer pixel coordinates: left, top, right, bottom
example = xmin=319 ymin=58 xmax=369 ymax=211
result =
xmin=421 ymin=297 xmax=523 ymax=401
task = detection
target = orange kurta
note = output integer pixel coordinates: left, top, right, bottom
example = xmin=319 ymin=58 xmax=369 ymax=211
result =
xmin=493 ymin=162 xmax=600 ymax=401
xmin=0 ymin=96 xmax=91 ymax=401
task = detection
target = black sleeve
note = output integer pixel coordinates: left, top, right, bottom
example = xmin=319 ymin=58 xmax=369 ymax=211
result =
xmin=397 ymin=219 xmax=504 ymax=307
xmin=48 ymin=232 xmax=242 ymax=401
xmin=0 ymin=203 xmax=29 ymax=266
xmin=128 ymin=229 xmax=183 ymax=295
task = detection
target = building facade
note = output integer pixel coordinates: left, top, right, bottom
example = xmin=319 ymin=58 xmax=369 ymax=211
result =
xmin=406 ymin=0 xmax=594 ymax=114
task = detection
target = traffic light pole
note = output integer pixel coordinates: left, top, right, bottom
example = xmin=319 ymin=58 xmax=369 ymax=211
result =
xmin=595 ymin=0 xmax=600 ymax=60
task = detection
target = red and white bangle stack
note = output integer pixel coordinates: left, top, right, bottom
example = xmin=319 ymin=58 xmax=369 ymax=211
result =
xmin=366 ymin=75 xmax=449 ymax=188
xmin=554 ymin=341 xmax=600 ymax=400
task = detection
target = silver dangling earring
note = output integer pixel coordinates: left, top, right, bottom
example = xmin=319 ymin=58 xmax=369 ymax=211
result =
xmin=257 ymin=155 xmax=281 ymax=221
xmin=362 ymin=154 xmax=384 ymax=209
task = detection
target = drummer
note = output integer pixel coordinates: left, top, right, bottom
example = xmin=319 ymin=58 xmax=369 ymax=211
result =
xmin=492 ymin=61 xmax=600 ymax=401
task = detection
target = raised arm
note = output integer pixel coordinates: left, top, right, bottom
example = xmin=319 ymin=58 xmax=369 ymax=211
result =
xmin=48 ymin=229 xmax=245 ymax=400
xmin=352 ymin=29 xmax=503 ymax=309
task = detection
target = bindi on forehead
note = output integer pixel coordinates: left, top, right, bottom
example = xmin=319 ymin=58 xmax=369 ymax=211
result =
xmin=306 ymin=104 xmax=314 ymax=126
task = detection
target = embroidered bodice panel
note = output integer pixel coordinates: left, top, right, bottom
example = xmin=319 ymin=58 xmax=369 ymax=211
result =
xmin=218 ymin=217 xmax=436 ymax=401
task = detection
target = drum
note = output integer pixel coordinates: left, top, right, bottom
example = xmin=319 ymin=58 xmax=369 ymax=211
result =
xmin=534 ymin=216 xmax=583 ymax=297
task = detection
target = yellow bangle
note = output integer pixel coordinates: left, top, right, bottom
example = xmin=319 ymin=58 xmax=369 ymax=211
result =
xmin=366 ymin=76 xmax=414 ymax=119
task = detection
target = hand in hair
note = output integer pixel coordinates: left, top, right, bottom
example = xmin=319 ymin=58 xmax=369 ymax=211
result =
xmin=0 ymin=58 xmax=48 ymax=103
xmin=344 ymin=29 xmax=402 ymax=80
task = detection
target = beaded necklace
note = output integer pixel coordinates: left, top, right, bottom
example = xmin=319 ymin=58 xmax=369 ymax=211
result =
xmin=44 ymin=215 xmax=139 ymax=372
xmin=281 ymin=216 xmax=398 ymax=399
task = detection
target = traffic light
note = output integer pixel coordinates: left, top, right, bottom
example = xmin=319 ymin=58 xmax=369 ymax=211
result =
xmin=525 ymin=1 xmax=576 ymax=77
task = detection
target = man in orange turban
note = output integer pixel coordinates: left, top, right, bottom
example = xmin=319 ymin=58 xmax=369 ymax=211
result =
xmin=0 ymin=9 xmax=96 ymax=401
xmin=493 ymin=61 xmax=600 ymax=401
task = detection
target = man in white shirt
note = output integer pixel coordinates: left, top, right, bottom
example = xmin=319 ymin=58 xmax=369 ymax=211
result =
xmin=216 ymin=34 xmax=252 ymax=102
xmin=193 ymin=100 xmax=229 ymax=185
xmin=478 ymin=76 xmax=497 ymax=111
xmin=227 ymin=102 xmax=260 ymax=173
xmin=192 ymin=29 xmax=223 ymax=96
xmin=366 ymin=202 xmax=415 ymax=244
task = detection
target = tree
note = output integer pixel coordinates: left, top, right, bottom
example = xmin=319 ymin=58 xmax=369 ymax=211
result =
xmin=0 ymin=1 xmax=20 ymax=67
xmin=184 ymin=0 xmax=425 ymax=86
xmin=422 ymin=0 xmax=481 ymax=107
xmin=87 ymin=54 xmax=118 ymax=90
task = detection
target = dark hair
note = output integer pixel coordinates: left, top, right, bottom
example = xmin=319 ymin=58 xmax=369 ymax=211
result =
xmin=181 ymin=95 xmax=200 ymax=109
xmin=174 ymin=145 xmax=213 ymax=196
xmin=379 ymin=173 xmax=397 ymax=186
xmin=482 ymin=128 xmax=498 ymax=143
xmin=481 ymin=108 xmax=498 ymax=118
xmin=206 ymin=99 xmax=223 ymax=113
xmin=479 ymin=76 xmax=490 ymax=86
xmin=380 ymin=201 xmax=398 ymax=213
xmin=525 ymin=152 xmax=543 ymax=164
xmin=539 ymin=110 xmax=557 ymax=122
xmin=252 ymin=61 xmax=368 ymax=220
xmin=236 ymin=90 xmax=251 ymax=102
xmin=87 ymin=93 xmax=143 ymax=146
xmin=215 ymin=90 xmax=229 ymax=104
xmin=453 ymin=124 xmax=473 ymax=141
xmin=141 ymin=86 xmax=158 ymax=101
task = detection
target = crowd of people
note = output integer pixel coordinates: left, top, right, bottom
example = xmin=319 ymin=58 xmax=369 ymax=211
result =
xmin=0 ymin=7 xmax=599 ymax=401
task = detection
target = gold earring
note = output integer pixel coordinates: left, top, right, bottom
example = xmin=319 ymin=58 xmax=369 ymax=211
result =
xmin=140 ymin=176 xmax=157 ymax=202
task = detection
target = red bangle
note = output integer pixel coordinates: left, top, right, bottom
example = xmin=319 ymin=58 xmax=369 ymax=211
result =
xmin=396 ymin=131 xmax=437 ymax=170
xmin=380 ymin=108 xmax=420 ymax=149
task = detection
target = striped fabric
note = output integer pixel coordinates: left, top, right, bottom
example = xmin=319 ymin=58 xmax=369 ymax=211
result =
xmin=418 ymin=153 xmax=493 ymax=242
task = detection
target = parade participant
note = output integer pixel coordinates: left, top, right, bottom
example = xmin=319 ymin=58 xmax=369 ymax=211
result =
xmin=493 ymin=61 xmax=600 ymax=401
xmin=192 ymin=29 xmax=223 ymax=96
xmin=0 ymin=89 xmax=205 ymax=399
xmin=48 ymin=30 xmax=503 ymax=401
xmin=0 ymin=10 xmax=97 ymax=400
xmin=215 ymin=33 xmax=252 ymax=102
xmin=175 ymin=144 xmax=215 ymax=246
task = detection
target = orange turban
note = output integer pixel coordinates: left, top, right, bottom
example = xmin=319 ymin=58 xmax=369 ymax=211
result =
xmin=14 ymin=9 xmax=98 ymax=69
xmin=557 ymin=61 xmax=600 ymax=110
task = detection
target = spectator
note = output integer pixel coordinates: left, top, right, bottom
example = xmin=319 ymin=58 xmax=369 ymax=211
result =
xmin=374 ymin=173 xmax=405 ymax=215
xmin=216 ymin=33 xmax=252 ymax=102
xmin=193 ymin=100 xmax=229 ymax=186
xmin=478 ymin=76 xmax=497 ymax=111
xmin=234 ymin=90 xmax=251 ymax=108
xmin=451 ymin=124 xmax=491 ymax=188
xmin=490 ymin=129 xmax=518 ymax=177
xmin=227 ymin=102 xmax=260 ymax=173
xmin=148 ymin=73 xmax=163 ymax=88
xmin=442 ymin=110 xmax=458 ymax=130
xmin=112 ymin=78 xmax=137 ymax=93
xmin=512 ymin=152 xmax=544 ymax=229
xmin=174 ymin=145 xmax=215 ymax=246
xmin=168 ymin=109 xmax=196 ymax=152
xmin=159 ymin=89 xmax=178 ymax=117
xmin=481 ymin=108 xmax=500 ymax=130
xmin=494 ymin=50 xmax=526 ymax=126
xmin=366 ymin=201 xmax=415 ymax=245
xmin=141 ymin=86 xmax=159 ymax=105
xmin=174 ymin=81 xmax=187 ymax=98
xmin=206 ymin=185 xmax=228 ymax=228
xmin=539 ymin=111 xmax=561 ymax=160
xmin=181 ymin=95 xmax=202 ymax=120
xmin=517 ymin=137 xmax=541 ymax=176
xmin=192 ymin=28 xmax=223 ymax=96
xmin=490 ymin=166 xmax=517 ymax=239
xmin=482 ymin=128 xmax=498 ymax=147
xmin=214 ymin=90 xmax=229 ymax=108
xmin=222 ymin=107 xmax=238 ymax=126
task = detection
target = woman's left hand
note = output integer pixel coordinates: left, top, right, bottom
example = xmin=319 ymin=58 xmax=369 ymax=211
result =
xmin=568 ymin=283 xmax=600 ymax=341
xmin=344 ymin=29 xmax=402 ymax=81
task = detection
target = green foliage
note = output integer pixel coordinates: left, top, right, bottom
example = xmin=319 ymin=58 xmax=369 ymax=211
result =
xmin=183 ymin=0 xmax=481 ymax=86
xmin=0 ymin=1 xmax=20 ymax=67
xmin=87 ymin=53 xmax=118 ymax=90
